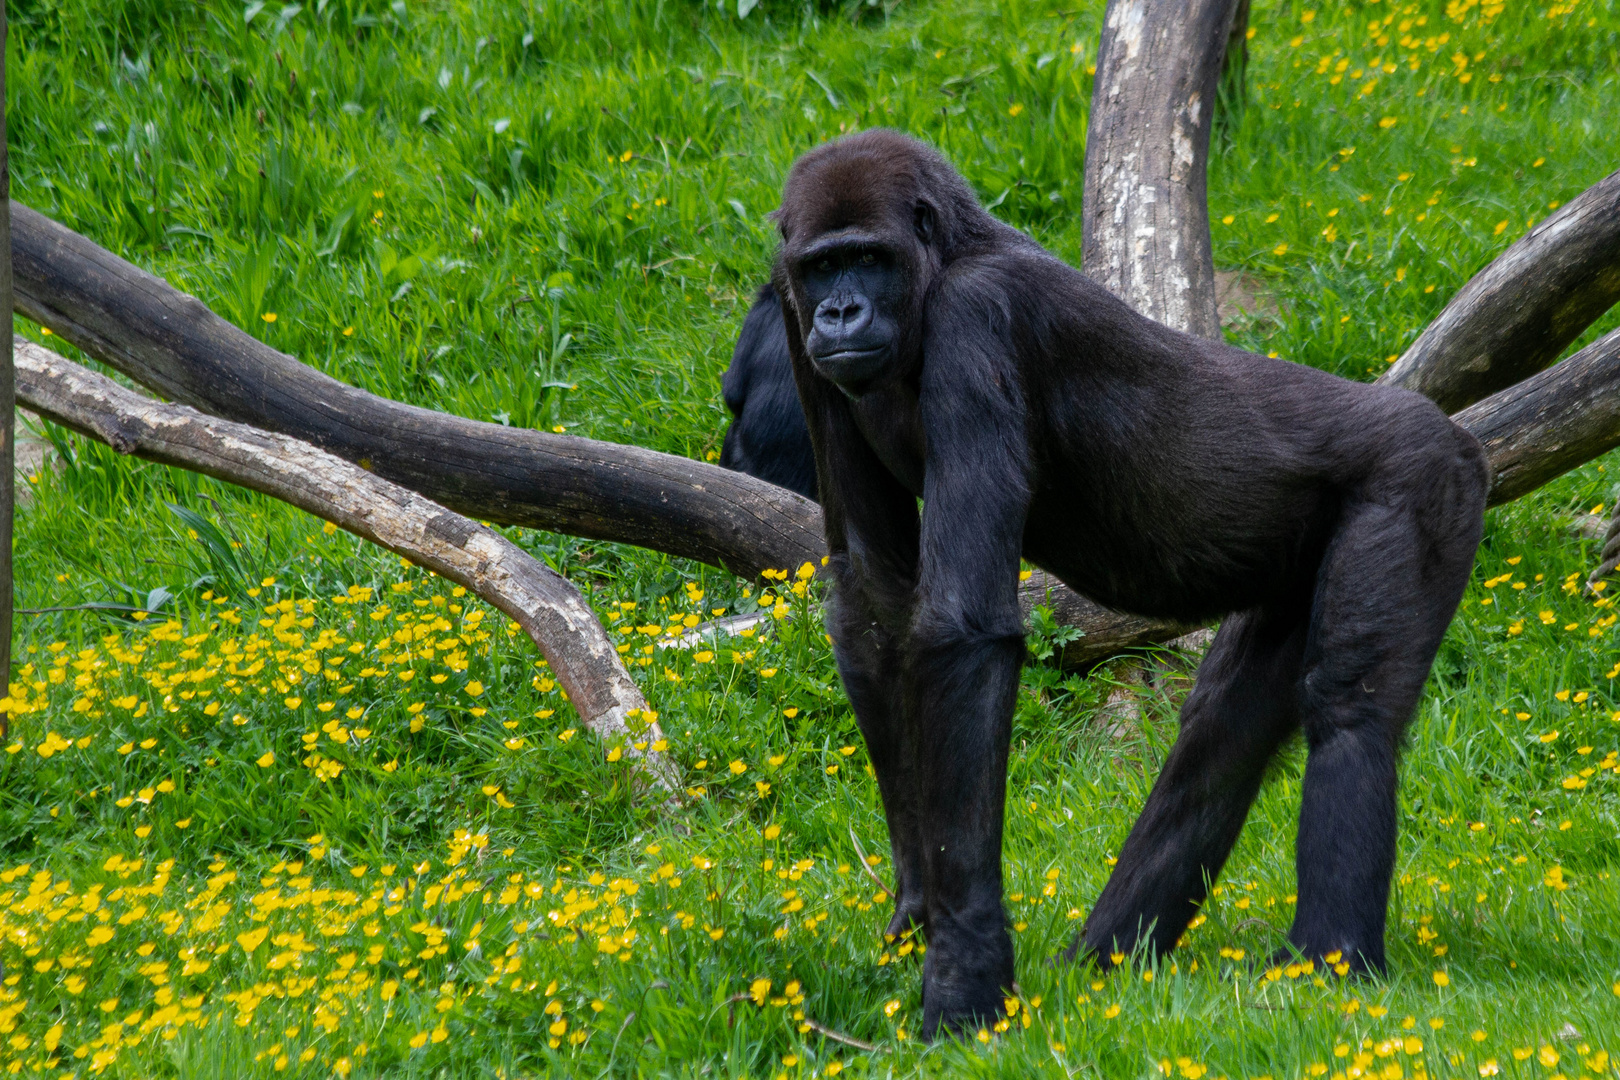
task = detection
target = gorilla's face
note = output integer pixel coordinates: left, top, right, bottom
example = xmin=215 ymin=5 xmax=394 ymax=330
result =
xmin=793 ymin=233 xmax=911 ymax=396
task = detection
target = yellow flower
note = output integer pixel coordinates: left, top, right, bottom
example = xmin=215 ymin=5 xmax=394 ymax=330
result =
xmin=1432 ymin=970 xmax=1449 ymax=987
xmin=238 ymin=927 xmax=269 ymax=952
xmin=465 ymin=680 xmax=485 ymax=697
xmin=262 ymin=312 xmax=278 ymax=323
xmin=1273 ymin=243 xmax=1289 ymax=255
xmin=257 ymin=751 xmax=276 ymax=768
xmin=729 ymin=760 xmax=747 ymax=775
xmin=1008 ymin=103 xmax=1025 ymax=117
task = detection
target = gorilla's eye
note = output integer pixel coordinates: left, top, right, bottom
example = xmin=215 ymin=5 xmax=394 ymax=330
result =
xmin=816 ymin=258 xmax=833 ymax=273
xmin=859 ymin=252 xmax=876 ymax=265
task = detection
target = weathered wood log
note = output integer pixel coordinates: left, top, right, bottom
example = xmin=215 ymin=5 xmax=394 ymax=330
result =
xmin=1381 ymin=167 xmax=1620 ymax=413
xmin=1082 ymin=0 xmax=1241 ymax=340
xmin=10 ymin=202 xmax=824 ymax=582
xmin=1453 ymin=326 xmax=1620 ymax=506
xmin=12 ymin=339 xmax=678 ymax=789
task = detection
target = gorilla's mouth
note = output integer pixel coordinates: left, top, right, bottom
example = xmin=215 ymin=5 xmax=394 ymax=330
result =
xmin=811 ymin=345 xmax=890 ymax=390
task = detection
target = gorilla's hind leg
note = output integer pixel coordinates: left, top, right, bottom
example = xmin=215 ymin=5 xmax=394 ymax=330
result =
xmin=1078 ymin=606 xmax=1308 ymax=963
xmin=1289 ymin=470 xmax=1483 ymax=971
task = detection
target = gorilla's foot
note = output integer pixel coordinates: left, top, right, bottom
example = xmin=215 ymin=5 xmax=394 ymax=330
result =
xmin=1058 ymin=931 xmax=1118 ymax=968
xmin=919 ymin=927 xmax=1015 ymax=1041
xmin=1264 ymin=940 xmax=1386 ymax=978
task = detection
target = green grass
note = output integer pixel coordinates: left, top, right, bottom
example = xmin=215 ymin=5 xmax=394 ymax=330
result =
xmin=3 ymin=0 xmax=1620 ymax=1076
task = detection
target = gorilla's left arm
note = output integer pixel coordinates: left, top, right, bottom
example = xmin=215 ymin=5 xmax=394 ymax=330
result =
xmin=902 ymin=275 xmax=1031 ymax=1016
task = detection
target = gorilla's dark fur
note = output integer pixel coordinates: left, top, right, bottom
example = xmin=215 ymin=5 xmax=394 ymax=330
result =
xmin=761 ymin=129 xmax=1487 ymax=1038
xmin=719 ymin=285 xmax=818 ymax=501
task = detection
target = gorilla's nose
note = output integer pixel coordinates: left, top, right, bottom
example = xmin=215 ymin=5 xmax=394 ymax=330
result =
xmin=814 ymin=295 xmax=871 ymax=339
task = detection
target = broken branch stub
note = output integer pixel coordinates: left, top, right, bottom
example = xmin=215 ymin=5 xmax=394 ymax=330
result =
xmin=1083 ymin=0 xmax=1241 ymax=340
xmin=13 ymin=340 xmax=678 ymax=790
xmin=1381 ymin=167 xmax=1620 ymax=414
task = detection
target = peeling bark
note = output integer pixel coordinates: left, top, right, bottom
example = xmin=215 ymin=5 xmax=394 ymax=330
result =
xmin=13 ymin=340 xmax=678 ymax=790
xmin=1381 ymin=167 xmax=1620 ymax=414
xmin=1082 ymin=0 xmax=1241 ymax=339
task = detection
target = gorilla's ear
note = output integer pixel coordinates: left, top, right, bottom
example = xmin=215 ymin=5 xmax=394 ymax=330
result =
xmin=913 ymin=201 xmax=936 ymax=245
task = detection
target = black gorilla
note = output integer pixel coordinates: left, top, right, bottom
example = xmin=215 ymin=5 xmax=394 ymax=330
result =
xmin=769 ymin=129 xmax=1487 ymax=1038
xmin=719 ymin=285 xmax=818 ymax=501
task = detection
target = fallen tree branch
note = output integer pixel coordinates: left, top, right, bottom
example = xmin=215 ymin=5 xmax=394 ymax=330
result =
xmin=1380 ymin=166 xmax=1620 ymax=413
xmin=1453 ymin=326 xmax=1620 ymax=506
xmin=13 ymin=339 xmax=678 ymax=790
xmin=10 ymin=202 xmax=824 ymax=582
xmin=1082 ymin=0 xmax=1242 ymax=340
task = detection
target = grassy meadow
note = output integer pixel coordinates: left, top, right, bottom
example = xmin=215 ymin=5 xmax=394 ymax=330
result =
xmin=3 ymin=0 xmax=1620 ymax=1076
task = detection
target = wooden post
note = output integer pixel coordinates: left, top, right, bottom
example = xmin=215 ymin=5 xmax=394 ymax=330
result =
xmin=1082 ymin=0 xmax=1241 ymax=339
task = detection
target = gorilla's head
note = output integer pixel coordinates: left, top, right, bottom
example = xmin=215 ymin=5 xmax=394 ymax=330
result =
xmin=772 ymin=129 xmax=989 ymax=397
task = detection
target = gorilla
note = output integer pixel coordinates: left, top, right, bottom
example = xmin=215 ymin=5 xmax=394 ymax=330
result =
xmin=767 ymin=129 xmax=1487 ymax=1038
xmin=719 ymin=285 xmax=818 ymax=501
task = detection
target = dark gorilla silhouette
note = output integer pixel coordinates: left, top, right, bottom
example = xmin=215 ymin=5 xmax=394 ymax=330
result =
xmin=769 ymin=129 xmax=1488 ymax=1039
xmin=719 ymin=285 xmax=818 ymax=501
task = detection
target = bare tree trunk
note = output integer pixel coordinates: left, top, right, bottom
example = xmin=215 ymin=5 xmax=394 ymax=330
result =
xmin=13 ymin=340 xmax=678 ymax=790
xmin=1082 ymin=0 xmax=1241 ymax=340
xmin=0 ymin=14 xmax=12 ymax=743
xmin=1380 ymin=167 xmax=1620 ymax=413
